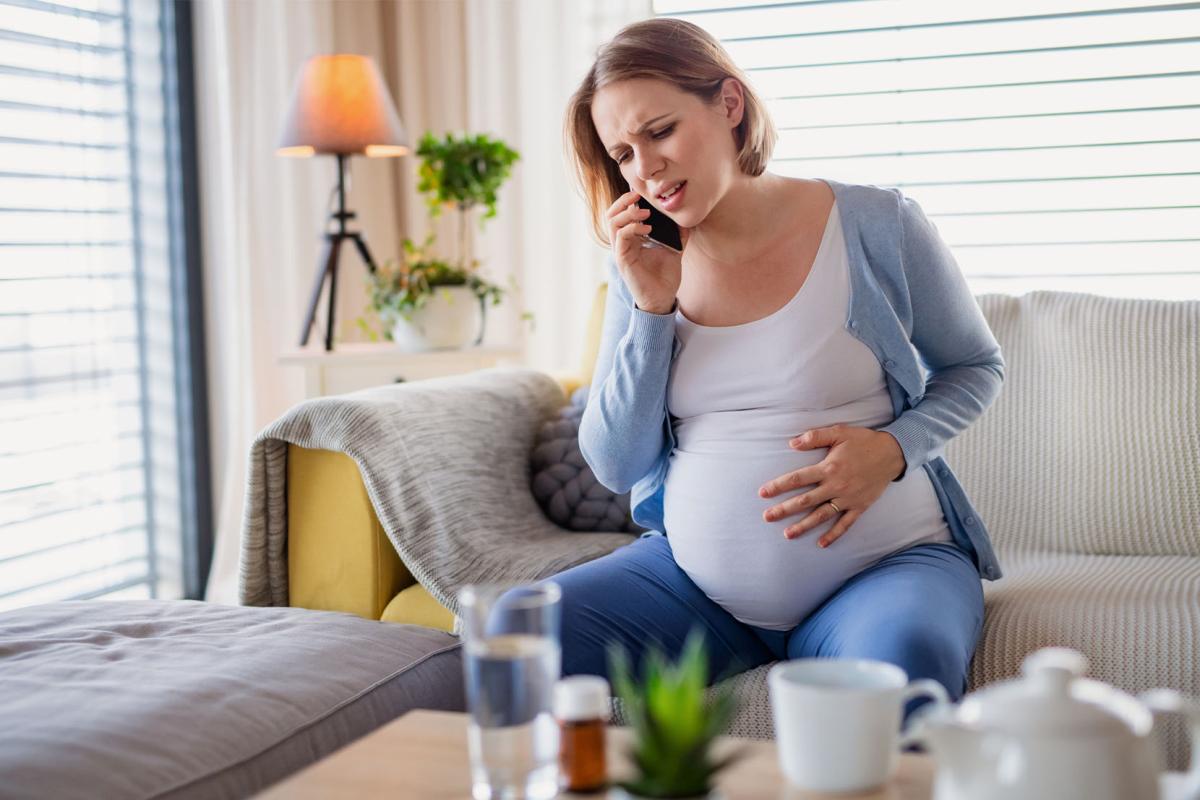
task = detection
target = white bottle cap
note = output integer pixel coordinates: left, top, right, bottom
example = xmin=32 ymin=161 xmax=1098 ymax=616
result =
xmin=553 ymin=675 xmax=611 ymax=722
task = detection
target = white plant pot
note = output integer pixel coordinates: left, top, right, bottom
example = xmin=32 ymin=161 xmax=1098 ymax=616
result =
xmin=389 ymin=285 xmax=484 ymax=352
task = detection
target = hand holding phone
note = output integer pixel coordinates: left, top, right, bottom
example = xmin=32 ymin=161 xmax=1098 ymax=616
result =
xmin=636 ymin=195 xmax=682 ymax=253
xmin=607 ymin=190 xmax=689 ymax=314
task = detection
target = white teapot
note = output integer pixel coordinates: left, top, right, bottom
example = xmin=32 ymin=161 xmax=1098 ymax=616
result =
xmin=903 ymin=647 xmax=1200 ymax=800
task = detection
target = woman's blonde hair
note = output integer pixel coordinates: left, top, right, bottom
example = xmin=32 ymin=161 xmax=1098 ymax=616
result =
xmin=563 ymin=17 xmax=777 ymax=247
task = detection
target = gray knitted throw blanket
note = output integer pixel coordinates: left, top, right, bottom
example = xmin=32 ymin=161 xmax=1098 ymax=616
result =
xmin=237 ymin=368 xmax=638 ymax=634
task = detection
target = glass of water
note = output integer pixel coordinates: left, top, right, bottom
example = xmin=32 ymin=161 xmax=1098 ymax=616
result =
xmin=458 ymin=581 xmax=562 ymax=800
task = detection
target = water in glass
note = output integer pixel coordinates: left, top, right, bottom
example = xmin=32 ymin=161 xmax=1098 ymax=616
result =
xmin=459 ymin=583 xmax=562 ymax=800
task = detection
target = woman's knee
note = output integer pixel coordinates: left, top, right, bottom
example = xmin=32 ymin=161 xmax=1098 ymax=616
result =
xmin=838 ymin=618 xmax=974 ymax=701
xmin=809 ymin=545 xmax=982 ymax=693
xmin=482 ymin=581 xmax=563 ymax=638
xmin=479 ymin=574 xmax=620 ymax=678
xmin=516 ymin=538 xmax=665 ymax=678
xmin=507 ymin=536 xmax=769 ymax=684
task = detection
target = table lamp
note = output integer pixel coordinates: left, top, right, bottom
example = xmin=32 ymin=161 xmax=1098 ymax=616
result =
xmin=278 ymin=54 xmax=410 ymax=351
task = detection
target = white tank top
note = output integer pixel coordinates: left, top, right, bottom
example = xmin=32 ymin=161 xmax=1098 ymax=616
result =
xmin=663 ymin=199 xmax=953 ymax=631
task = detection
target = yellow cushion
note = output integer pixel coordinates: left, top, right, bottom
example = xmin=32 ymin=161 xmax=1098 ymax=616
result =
xmin=543 ymin=370 xmax=581 ymax=401
xmin=548 ymin=372 xmax=593 ymax=401
xmin=544 ymin=282 xmax=608 ymax=400
xmin=381 ymin=583 xmax=456 ymax=632
xmin=579 ymin=281 xmax=608 ymax=387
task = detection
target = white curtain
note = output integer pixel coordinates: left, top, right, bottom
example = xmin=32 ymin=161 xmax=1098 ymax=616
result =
xmin=463 ymin=0 xmax=654 ymax=372
xmin=195 ymin=0 xmax=409 ymax=604
xmin=199 ymin=0 xmax=652 ymax=603
xmin=194 ymin=0 xmax=330 ymax=605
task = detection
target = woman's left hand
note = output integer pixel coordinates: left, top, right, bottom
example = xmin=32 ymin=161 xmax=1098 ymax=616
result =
xmin=758 ymin=424 xmax=906 ymax=548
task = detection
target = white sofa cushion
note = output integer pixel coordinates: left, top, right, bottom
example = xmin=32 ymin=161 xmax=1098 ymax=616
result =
xmin=948 ymin=291 xmax=1199 ymax=557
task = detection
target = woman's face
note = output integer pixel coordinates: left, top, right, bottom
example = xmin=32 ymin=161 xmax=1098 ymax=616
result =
xmin=591 ymin=77 xmax=743 ymax=227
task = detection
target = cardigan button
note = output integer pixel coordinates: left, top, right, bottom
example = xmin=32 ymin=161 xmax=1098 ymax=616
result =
xmin=848 ymin=320 xmax=857 ymax=329
xmin=884 ymin=358 xmax=896 ymax=368
xmin=938 ymin=467 xmax=949 ymax=477
xmin=965 ymin=516 xmax=977 ymax=526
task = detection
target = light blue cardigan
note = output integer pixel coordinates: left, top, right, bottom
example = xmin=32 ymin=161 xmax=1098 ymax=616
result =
xmin=578 ymin=177 xmax=1006 ymax=581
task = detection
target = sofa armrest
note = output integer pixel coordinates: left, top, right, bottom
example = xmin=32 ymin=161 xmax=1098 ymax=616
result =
xmin=286 ymin=369 xmax=585 ymax=621
xmin=288 ymin=444 xmax=414 ymax=619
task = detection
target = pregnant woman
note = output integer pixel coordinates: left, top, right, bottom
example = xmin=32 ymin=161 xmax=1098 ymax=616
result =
xmin=526 ymin=17 xmax=1005 ymax=701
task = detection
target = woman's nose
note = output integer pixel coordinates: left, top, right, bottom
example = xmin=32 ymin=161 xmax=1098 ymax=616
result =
xmin=634 ymin=153 xmax=663 ymax=184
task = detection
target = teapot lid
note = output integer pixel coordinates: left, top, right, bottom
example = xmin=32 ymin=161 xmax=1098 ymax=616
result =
xmin=957 ymin=648 xmax=1150 ymax=737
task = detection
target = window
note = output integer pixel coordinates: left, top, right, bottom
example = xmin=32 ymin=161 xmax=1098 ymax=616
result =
xmin=0 ymin=0 xmax=209 ymax=610
xmin=655 ymin=0 xmax=1200 ymax=298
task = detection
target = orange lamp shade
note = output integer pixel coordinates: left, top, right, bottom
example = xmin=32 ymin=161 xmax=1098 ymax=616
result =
xmin=277 ymin=54 xmax=410 ymax=158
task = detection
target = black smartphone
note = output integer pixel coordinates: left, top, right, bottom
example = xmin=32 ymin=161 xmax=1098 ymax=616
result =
xmin=636 ymin=194 xmax=683 ymax=253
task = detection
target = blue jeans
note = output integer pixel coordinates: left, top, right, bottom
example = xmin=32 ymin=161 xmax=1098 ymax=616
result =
xmin=521 ymin=534 xmax=984 ymax=707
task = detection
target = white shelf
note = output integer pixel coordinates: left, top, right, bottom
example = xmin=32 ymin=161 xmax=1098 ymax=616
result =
xmin=279 ymin=343 xmax=525 ymax=398
xmin=280 ymin=343 xmax=522 ymax=366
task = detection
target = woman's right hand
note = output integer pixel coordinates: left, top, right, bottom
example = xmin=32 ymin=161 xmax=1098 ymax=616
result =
xmin=607 ymin=190 xmax=689 ymax=314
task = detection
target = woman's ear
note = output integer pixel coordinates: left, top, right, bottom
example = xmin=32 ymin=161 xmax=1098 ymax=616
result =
xmin=721 ymin=77 xmax=745 ymax=128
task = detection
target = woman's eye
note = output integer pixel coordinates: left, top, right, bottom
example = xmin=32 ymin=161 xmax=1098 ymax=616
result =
xmin=615 ymin=126 xmax=674 ymax=164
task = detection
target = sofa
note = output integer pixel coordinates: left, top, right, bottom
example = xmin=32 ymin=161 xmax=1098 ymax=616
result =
xmin=0 ymin=600 xmax=465 ymax=799
xmin=285 ymin=286 xmax=1199 ymax=768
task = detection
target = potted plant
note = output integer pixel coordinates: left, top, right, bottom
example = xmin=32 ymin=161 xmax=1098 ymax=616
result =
xmin=362 ymin=231 xmax=508 ymax=351
xmin=605 ymin=629 xmax=750 ymax=799
xmin=358 ymin=130 xmax=532 ymax=350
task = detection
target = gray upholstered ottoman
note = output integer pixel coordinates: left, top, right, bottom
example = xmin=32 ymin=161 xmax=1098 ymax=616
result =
xmin=0 ymin=599 xmax=464 ymax=799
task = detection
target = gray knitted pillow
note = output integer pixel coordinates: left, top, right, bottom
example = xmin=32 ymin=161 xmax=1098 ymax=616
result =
xmin=530 ymin=385 xmax=648 ymax=533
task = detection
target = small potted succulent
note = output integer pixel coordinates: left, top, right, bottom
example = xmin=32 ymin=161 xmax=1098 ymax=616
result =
xmin=606 ymin=629 xmax=750 ymax=799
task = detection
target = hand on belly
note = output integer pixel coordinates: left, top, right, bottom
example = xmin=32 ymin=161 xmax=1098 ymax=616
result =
xmin=757 ymin=425 xmax=908 ymax=548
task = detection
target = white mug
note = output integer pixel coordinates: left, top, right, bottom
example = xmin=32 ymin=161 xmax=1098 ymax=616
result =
xmin=768 ymin=658 xmax=950 ymax=793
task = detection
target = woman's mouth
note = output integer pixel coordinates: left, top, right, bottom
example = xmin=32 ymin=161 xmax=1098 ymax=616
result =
xmin=658 ymin=180 xmax=687 ymax=211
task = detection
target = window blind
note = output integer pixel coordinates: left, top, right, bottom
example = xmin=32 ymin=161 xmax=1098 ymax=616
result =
xmin=654 ymin=0 xmax=1200 ymax=299
xmin=0 ymin=0 xmax=203 ymax=609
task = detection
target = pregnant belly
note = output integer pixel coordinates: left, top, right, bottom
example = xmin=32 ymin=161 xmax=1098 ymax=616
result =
xmin=662 ymin=445 xmax=952 ymax=631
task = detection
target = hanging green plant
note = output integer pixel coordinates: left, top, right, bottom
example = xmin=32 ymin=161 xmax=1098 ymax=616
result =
xmin=415 ymin=130 xmax=520 ymax=225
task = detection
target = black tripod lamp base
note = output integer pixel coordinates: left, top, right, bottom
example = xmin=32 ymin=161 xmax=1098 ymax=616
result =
xmin=298 ymin=230 xmax=377 ymax=352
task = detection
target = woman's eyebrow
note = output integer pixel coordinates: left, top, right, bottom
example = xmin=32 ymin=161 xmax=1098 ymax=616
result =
xmin=606 ymin=114 xmax=672 ymax=154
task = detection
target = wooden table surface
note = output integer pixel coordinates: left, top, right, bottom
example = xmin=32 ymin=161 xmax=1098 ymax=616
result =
xmin=257 ymin=708 xmax=936 ymax=799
